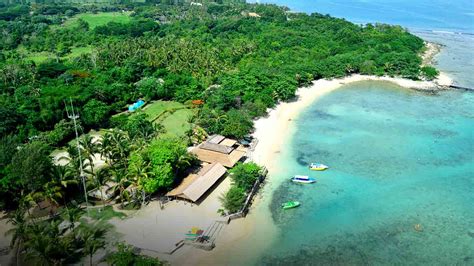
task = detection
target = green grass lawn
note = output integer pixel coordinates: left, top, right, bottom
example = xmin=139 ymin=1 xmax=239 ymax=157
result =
xmin=20 ymin=46 xmax=93 ymax=64
xmin=161 ymin=109 xmax=194 ymax=137
xmin=64 ymin=12 xmax=131 ymax=29
xmin=140 ymin=101 xmax=185 ymax=121
xmin=25 ymin=53 xmax=51 ymax=64
xmin=87 ymin=206 xmax=127 ymax=221
xmin=64 ymin=46 xmax=93 ymax=59
xmin=135 ymin=101 xmax=194 ymax=137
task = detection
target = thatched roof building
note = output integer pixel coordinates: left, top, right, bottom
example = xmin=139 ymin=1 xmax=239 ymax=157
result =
xmin=166 ymin=163 xmax=227 ymax=202
xmin=191 ymin=135 xmax=247 ymax=168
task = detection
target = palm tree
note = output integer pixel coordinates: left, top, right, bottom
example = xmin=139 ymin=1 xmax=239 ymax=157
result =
xmin=80 ymin=134 xmax=99 ymax=176
xmin=175 ymin=153 xmax=196 ymax=176
xmin=42 ymin=182 xmax=64 ymax=209
xmin=93 ymin=168 xmax=110 ymax=206
xmin=108 ymin=168 xmax=133 ymax=208
xmin=77 ymin=221 xmax=107 ymax=266
xmin=61 ymin=205 xmax=84 ymax=240
xmin=23 ymin=220 xmax=76 ymax=266
xmin=100 ymin=130 xmax=130 ymax=167
xmin=50 ymin=164 xmax=79 ymax=204
xmin=5 ymin=208 xmax=28 ymax=266
xmin=128 ymin=156 xmax=153 ymax=206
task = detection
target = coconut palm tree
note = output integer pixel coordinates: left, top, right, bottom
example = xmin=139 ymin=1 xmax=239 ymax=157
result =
xmin=77 ymin=221 xmax=107 ymax=266
xmin=128 ymin=156 xmax=153 ymax=206
xmin=100 ymin=130 xmax=130 ymax=167
xmin=5 ymin=208 xmax=28 ymax=266
xmin=108 ymin=168 xmax=133 ymax=208
xmin=175 ymin=153 xmax=197 ymax=177
xmin=23 ymin=220 xmax=76 ymax=266
xmin=61 ymin=205 xmax=84 ymax=240
xmin=80 ymin=134 xmax=99 ymax=158
xmin=80 ymin=134 xmax=99 ymax=176
xmin=93 ymin=167 xmax=111 ymax=206
xmin=50 ymin=164 xmax=79 ymax=203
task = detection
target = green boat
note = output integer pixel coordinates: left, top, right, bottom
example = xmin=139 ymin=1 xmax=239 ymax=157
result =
xmin=281 ymin=201 xmax=300 ymax=210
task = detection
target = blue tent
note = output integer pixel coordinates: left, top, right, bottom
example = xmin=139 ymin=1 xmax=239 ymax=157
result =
xmin=128 ymin=100 xmax=145 ymax=112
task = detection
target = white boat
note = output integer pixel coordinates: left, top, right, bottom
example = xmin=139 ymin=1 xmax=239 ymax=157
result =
xmin=291 ymin=175 xmax=316 ymax=184
xmin=309 ymin=163 xmax=329 ymax=171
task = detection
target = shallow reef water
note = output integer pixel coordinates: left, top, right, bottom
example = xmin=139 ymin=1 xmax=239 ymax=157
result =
xmin=261 ymin=81 xmax=474 ymax=265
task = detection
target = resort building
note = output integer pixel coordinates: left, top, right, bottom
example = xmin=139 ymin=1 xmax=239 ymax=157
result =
xmin=191 ymin=135 xmax=248 ymax=168
xmin=166 ymin=162 xmax=227 ymax=203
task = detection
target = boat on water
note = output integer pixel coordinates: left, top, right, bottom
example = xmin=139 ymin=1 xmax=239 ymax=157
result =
xmin=291 ymin=175 xmax=316 ymax=184
xmin=309 ymin=163 xmax=329 ymax=171
xmin=282 ymin=201 xmax=300 ymax=210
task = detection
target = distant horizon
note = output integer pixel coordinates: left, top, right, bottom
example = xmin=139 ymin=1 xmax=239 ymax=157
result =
xmin=248 ymin=0 xmax=474 ymax=33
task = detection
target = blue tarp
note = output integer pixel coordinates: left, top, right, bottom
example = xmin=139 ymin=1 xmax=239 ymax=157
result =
xmin=128 ymin=100 xmax=145 ymax=112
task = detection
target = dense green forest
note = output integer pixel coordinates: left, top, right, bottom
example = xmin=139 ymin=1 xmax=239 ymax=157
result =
xmin=0 ymin=1 xmax=437 ymax=263
xmin=0 ymin=0 xmax=433 ymax=208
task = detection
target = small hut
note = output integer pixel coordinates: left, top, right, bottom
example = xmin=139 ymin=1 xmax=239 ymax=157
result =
xmin=191 ymin=135 xmax=247 ymax=168
xmin=166 ymin=163 xmax=227 ymax=202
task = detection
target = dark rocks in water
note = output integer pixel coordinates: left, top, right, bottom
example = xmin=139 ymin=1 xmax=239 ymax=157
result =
xmin=295 ymin=149 xmax=331 ymax=166
xmin=295 ymin=155 xmax=309 ymax=166
xmin=431 ymin=129 xmax=457 ymax=139
xmin=311 ymin=109 xmax=336 ymax=119
xmin=468 ymin=229 xmax=474 ymax=238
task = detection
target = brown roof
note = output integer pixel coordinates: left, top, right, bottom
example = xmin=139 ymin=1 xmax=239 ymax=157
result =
xmin=200 ymin=142 xmax=233 ymax=154
xmin=166 ymin=163 xmax=227 ymax=202
xmin=191 ymin=146 xmax=247 ymax=168
xmin=207 ymin=135 xmax=225 ymax=144
xmin=220 ymin=138 xmax=237 ymax=147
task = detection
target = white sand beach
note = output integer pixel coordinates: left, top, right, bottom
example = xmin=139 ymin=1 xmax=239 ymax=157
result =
xmin=1 ymin=74 xmax=451 ymax=266
xmin=0 ymin=43 xmax=453 ymax=266
xmin=166 ymin=70 xmax=453 ymax=266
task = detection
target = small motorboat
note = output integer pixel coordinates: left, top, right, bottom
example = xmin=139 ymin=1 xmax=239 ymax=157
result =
xmin=282 ymin=201 xmax=300 ymax=210
xmin=309 ymin=163 xmax=329 ymax=171
xmin=291 ymin=175 xmax=316 ymax=184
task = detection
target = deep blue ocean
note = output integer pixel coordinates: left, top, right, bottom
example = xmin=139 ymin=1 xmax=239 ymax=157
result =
xmin=231 ymin=1 xmax=474 ymax=265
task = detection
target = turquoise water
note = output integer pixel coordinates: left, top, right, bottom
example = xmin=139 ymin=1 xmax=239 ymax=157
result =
xmin=261 ymin=82 xmax=474 ymax=264
xmin=252 ymin=0 xmax=474 ymax=33
xmin=232 ymin=1 xmax=474 ymax=265
xmin=251 ymin=0 xmax=474 ymax=87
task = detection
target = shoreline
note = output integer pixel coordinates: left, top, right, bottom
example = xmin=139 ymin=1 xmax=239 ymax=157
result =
xmin=183 ymin=43 xmax=454 ymax=265
xmin=0 ymin=44 xmax=454 ymax=266
xmin=181 ymin=74 xmax=453 ymax=265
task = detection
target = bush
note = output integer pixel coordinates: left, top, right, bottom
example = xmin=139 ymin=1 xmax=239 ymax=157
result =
xmin=421 ymin=66 xmax=439 ymax=80
xmin=229 ymin=162 xmax=262 ymax=191
xmin=81 ymin=99 xmax=110 ymax=128
xmin=36 ymin=61 xmax=68 ymax=79
xmin=220 ymin=109 xmax=253 ymax=139
xmin=107 ymin=243 xmax=164 ymax=266
xmin=124 ymin=113 xmax=157 ymax=140
xmin=147 ymin=163 xmax=174 ymax=192
xmin=42 ymin=119 xmax=75 ymax=146
xmin=220 ymin=186 xmax=246 ymax=213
